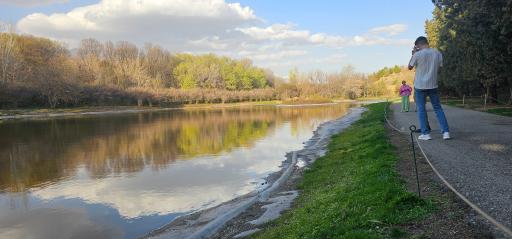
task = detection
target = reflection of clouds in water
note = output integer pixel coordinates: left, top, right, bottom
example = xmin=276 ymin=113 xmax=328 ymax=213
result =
xmin=0 ymin=207 xmax=122 ymax=239
xmin=32 ymin=123 xmax=312 ymax=219
xmin=0 ymin=105 xmax=350 ymax=239
xmin=33 ymin=167 xmax=254 ymax=219
xmin=0 ymin=105 xmax=347 ymax=193
xmin=245 ymin=124 xmax=307 ymax=175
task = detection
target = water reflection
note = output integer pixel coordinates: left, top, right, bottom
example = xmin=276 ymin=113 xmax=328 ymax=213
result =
xmin=0 ymin=104 xmax=350 ymax=239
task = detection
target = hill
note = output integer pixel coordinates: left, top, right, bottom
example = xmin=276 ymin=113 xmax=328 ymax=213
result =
xmin=364 ymin=65 xmax=415 ymax=98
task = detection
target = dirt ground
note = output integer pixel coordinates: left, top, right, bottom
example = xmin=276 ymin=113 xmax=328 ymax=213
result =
xmin=208 ymin=166 xmax=303 ymax=239
xmin=386 ymin=126 xmax=496 ymax=239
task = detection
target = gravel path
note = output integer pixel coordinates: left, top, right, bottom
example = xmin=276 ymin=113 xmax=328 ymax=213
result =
xmin=390 ymin=103 xmax=512 ymax=238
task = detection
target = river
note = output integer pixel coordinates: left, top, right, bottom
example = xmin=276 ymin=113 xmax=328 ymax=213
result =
xmin=0 ymin=104 xmax=352 ymax=239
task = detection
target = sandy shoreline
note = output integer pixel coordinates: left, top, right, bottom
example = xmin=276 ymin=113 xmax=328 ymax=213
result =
xmin=142 ymin=107 xmax=365 ymax=239
xmin=0 ymin=101 xmax=361 ymax=121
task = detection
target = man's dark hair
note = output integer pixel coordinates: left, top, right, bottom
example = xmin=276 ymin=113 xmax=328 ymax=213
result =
xmin=415 ymin=36 xmax=429 ymax=46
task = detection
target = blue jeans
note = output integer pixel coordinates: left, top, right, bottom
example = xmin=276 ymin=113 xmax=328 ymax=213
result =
xmin=414 ymin=88 xmax=449 ymax=135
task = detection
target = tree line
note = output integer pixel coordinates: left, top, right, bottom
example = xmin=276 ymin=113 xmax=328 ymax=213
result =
xmin=0 ymin=27 xmax=277 ymax=108
xmin=0 ymin=24 xmax=385 ymax=109
xmin=277 ymin=65 xmax=367 ymax=102
xmin=425 ymin=0 xmax=512 ymax=103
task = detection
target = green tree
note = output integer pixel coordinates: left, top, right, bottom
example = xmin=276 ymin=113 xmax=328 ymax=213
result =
xmin=428 ymin=0 xmax=512 ymax=102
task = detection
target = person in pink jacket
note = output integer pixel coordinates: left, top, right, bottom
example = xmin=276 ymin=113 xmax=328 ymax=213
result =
xmin=399 ymin=81 xmax=412 ymax=112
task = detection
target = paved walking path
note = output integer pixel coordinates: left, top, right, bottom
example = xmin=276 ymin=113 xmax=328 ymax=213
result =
xmin=390 ymin=103 xmax=512 ymax=237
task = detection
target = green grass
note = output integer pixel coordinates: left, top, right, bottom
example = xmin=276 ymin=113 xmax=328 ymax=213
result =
xmin=445 ymin=99 xmax=512 ymax=117
xmin=253 ymin=103 xmax=434 ymax=239
xmin=486 ymin=108 xmax=512 ymax=117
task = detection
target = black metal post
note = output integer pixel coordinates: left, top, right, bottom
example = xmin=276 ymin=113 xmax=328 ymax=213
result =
xmin=409 ymin=125 xmax=421 ymax=198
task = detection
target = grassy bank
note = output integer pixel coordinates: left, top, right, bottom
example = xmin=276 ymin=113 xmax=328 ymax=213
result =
xmin=445 ymin=98 xmax=512 ymax=117
xmin=253 ymin=103 xmax=433 ymax=239
xmin=485 ymin=108 xmax=512 ymax=117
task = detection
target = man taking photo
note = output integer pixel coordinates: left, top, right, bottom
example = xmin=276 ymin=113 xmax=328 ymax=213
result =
xmin=408 ymin=36 xmax=451 ymax=140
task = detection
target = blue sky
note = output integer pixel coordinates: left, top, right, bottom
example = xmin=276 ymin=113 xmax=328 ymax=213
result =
xmin=231 ymin=1 xmax=432 ymax=35
xmin=0 ymin=0 xmax=435 ymax=76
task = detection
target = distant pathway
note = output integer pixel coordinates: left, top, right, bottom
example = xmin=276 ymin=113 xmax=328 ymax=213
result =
xmin=390 ymin=103 xmax=512 ymax=237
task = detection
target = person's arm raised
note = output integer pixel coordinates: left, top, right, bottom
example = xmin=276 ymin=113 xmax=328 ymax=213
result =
xmin=408 ymin=56 xmax=415 ymax=70
xmin=408 ymin=47 xmax=418 ymax=70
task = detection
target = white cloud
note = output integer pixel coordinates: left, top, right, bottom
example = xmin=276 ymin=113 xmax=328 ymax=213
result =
xmin=350 ymin=35 xmax=410 ymax=46
xmin=368 ymin=24 xmax=408 ymax=36
xmin=237 ymin=23 xmax=348 ymax=47
xmin=189 ymin=36 xmax=229 ymax=50
xmin=17 ymin=0 xmax=258 ymax=48
xmin=240 ymin=49 xmax=308 ymax=61
xmin=262 ymin=52 xmax=348 ymax=70
xmin=237 ymin=24 xmax=310 ymax=41
xmin=309 ymin=33 xmax=347 ymax=47
xmin=14 ymin=0 xmax=411 ymax=74
xmin=0 ymin=0 xmax=68 ymax=7
xmin=237 ymin=23 xmax=409 ymax=48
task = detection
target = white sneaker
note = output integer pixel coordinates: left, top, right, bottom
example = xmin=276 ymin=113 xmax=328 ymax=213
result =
xmin=443 ymin=132 xmax=451 ymax=140
xmin=418 ymin=134 xmax=432 ymax=140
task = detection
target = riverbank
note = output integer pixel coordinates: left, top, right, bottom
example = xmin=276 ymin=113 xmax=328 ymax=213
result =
xmin=142 ymin=106 xmax=366 ymax=239
xmin=0 ymin=99 xmax=361 ymax=121
xmin=244 ymin=102 xmax=491 ymax=238
xmin=0 ymin=101 xmax=280 ymax=120
xmin=248 ymin=103 xmax=433 ymax=238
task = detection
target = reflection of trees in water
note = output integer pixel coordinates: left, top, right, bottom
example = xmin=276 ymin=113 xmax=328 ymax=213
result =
xmin=0 ymin=105 xmax=350 ymax=192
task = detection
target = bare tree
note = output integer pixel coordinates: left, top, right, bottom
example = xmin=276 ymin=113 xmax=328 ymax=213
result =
xmin=0 ymin=23 xmax=18 ymax=84
xmin=309 ymin=70 xmax=326 ymax=85
xmin=141 ymin=43 xmax=177 ymax=88
xmin=103 ymin=41 xmax=115 ymax=61
xmin=78 ymin=38 xmax=103 ymax=59
xmin=110 ymin=41 xmax=140 ymax=88
xmin=77 ymin=38 xmax=103 ymax=84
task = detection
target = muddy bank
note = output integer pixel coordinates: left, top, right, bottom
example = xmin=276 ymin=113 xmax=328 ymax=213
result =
xmin=141 ymin=107 xmax=366 ymax=239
